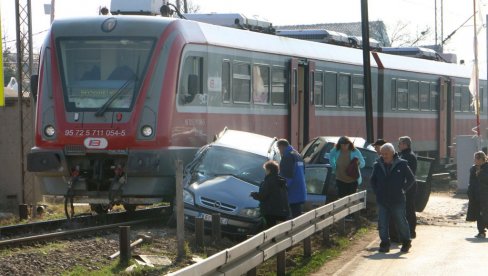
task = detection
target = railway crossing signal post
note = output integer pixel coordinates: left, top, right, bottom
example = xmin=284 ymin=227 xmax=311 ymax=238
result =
xmin=361 ymin=0 xmax=375 ymax=143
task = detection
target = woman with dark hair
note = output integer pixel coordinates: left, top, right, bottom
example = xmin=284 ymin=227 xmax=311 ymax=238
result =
xmin=250 ymin=160 xmax=290 ymax=228
xmin=328 ymin=136 xmax=365 ymax=198
xmin=467 ymin=151 xmax=488 ymax=238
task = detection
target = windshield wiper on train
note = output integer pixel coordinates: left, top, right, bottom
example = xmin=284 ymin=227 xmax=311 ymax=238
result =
xmin=94 ymin=77 xmax=135 ymax=117
xmin=95 ymin=57 xmax=141 ymax=117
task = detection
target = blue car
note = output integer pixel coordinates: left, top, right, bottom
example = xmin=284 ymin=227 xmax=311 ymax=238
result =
xmin=182 ymin=129 xmax=330 ymax=236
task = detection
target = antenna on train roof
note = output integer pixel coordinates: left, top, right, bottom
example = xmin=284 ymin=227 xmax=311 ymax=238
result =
xmin=160 ymin=3 xmax=186 ymax=19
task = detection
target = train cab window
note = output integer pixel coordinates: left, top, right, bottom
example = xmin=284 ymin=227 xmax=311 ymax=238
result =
xmin=461 ymin=86 xmax=470 ymax=112
xmin=352 ymin=76 xmax=364 ymax=107
xmin=222 ymin=61 xmax=231 ymax=103
xmin=454 ymin=85 xmax=462 ymax=111
xmin=397 ymin=80 xmax=408 ymax=110
xmin=419 ymin=82 xmax=430 ymax=110
xmin=178 ymin=56 xmax=204 ymax=105
xmin=271 ymin=68 xmax=289 ymax=105
xmin=252 ymin=65 xmax=270 ymax=104
xmin=57 ymin=38 xmax=155 ymax=112
xmin=233 ymin=63 xmax=251 ymax=103
xmin=324 ymin=72 xmax=337 ymax=106
xmin=430 ymin=83 xmax=439 ymax=111
xmin=409 ymin=81 xmax=419 ymax=110
xmin=338 ymin=74 xmax=351 ymax=107
xmin=314 ymin=71 xmax=323 ymax=107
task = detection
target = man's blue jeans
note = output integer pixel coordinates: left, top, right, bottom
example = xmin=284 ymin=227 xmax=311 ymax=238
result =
xmin=378 ymin=202 xmax=411 ymax=243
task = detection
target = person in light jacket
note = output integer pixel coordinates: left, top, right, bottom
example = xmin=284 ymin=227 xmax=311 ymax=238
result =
xmin=328 ymin=136 xmax=365 ymax=198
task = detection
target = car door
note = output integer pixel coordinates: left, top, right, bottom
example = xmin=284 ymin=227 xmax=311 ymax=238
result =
xmin=415 ymin=156 xmax=434 ymax=212
xmin=303 ymin=164 xmax=331 ymax=211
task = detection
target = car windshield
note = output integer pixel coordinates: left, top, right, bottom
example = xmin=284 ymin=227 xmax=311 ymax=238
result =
xmin=57 ymin=38 xmax=155 ymax=112
xmin=192 ymin=146 xmax=268 ymax=186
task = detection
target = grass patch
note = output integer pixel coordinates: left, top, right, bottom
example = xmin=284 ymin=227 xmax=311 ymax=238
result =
xmin=62 ymin=259 xmax=159 ymax=276
xmin=286 ymin=226 xmax=372 ymax=276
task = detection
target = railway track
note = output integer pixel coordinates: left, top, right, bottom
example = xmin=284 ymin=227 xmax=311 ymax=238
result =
xmin=0 ymin=206 xmax=171 ymax=248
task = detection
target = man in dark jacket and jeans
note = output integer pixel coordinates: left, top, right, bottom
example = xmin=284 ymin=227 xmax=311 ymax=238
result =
xmin=371 ymin=143 xmax=415 ymax=253
xmin=277 ymin=139 xmax=307 ymax=218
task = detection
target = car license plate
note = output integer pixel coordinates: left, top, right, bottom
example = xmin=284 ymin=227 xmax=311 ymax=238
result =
xmin=201 ymin=213 xmax=228 ymax=225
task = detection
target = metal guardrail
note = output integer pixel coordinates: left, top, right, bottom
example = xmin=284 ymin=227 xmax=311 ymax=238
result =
xmin=169 ymin=191 xmax=367 ymax=276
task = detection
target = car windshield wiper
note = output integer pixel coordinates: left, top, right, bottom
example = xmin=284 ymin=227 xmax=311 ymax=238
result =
xmin=95 ymin=77 xmax=135 ymax=117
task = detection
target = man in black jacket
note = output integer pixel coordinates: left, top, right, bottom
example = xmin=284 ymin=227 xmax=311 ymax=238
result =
xmin=398 ymin=136 xmax=418 ymax=238
xmin=371 ymin=143 xmax=415 ymax=253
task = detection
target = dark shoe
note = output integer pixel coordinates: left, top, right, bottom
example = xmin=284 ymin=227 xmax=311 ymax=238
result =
xmin=401 ymin=241 xmax=412 ymax=253
xmin=410 ymin=231 xmax=416 ymax=239
xmin=379 ymin=241 xmax=390 ymax=253
xmin=475 ymin=232 xmax=486 ymax=238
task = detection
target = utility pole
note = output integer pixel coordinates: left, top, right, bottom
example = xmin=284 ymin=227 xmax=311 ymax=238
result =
xmin=15 ymin=0 xmax=35 ymax=205
xmin=361 ymin=0 xmax=374 ymax=143
xmin=50 ymin=0 xmax=55 ymax=24
xmin=435 ymin=0 xmax=437 ymax=49
xmin=441 ymin=0 xmax=444 ymax=52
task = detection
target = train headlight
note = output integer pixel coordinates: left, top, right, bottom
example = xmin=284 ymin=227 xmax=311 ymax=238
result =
xmin=141 ymin=125 xmax=153 ymax=137
xmin=239 ymin=207 xmax=260 ymax=218
xmin=183 ymin=189 xmax=194 ymax=205
xmin=44 ymin=125 xmax=56 ymax=137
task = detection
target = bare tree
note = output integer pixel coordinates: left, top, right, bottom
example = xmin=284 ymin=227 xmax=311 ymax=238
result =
xmin=387 ymin=21 xmax=431 ymax=47
xmin=184 ymin=0 xmax=200 ymax=13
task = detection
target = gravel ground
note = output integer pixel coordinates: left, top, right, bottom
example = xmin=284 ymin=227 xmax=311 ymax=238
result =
xmin=417 ymin=192 xmax=470 ymax=227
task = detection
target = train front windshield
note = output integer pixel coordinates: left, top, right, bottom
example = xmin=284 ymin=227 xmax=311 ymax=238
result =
xmin=56 ymin=38 xmax=155 ymax=112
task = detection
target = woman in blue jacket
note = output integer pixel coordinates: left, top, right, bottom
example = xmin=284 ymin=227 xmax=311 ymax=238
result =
xmin=328 ymin=136 xmax=365 ymax=198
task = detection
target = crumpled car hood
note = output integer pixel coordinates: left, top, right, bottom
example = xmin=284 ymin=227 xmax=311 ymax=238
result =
xmin=188 ymin=175 xmax=259 ymax=214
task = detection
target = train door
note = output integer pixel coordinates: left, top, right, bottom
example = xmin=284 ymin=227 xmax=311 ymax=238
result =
xmin=305 ymin=61 xmax=317 ymax=144
xmin=289 ymin=58 xmax=300 ymax=149
xmin=438 ymin=78 xmax=454 ymax=163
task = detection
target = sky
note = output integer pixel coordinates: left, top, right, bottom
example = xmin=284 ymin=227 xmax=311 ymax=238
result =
xmin=1 ymin=0 xmax=487 ymax=68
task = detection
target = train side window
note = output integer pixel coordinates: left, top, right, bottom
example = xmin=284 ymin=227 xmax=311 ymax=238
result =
xmin=338 ymin=74 xmax=351 ymax=107
xmin=430 ymin=83 xmax=439 ymax=111
xmin=324 ymin=72 xmax=337 ymax=106
xmin=253 ymin=65 xmax=270 ymax=104
xmin=391 ymin=79 xmax=397 ymax=110
xmin=178 ymin=56 xmax=204 ymax=105
xmin=461 ymin=86 xmax=470 ymax=112
xmin=222 ymin=61 xmax=231 ymax=103
xmin=454 ymin=85 xmax=462 ymax=111
xmin=314 ymin=71 xmax=323 ymax=107
xmin=419 ymin=82 xmax=430 ymax=110
xmin=271 ymin=68 xmax=288 ymax=105
xmin=409 ymin=81 xmax=419 ymax=110
xmin=352 ymin=76 xmax=364 ymax=107
xmin=233 ymin=63 xmax=251 ymax=103
xmin=397 ymin=80 xmax=408 ymax=110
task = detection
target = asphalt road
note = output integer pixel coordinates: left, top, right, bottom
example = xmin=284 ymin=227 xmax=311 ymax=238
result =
xmin=327 ymin=193 xmax=488 ymax=276
xmin=333 ymin=224 xmax=488 ymax=276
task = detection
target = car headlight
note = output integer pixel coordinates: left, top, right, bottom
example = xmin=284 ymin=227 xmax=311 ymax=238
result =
xmin=183 ymin=189 xmax=194 ymax=205
xmin=239 ymin=207 xmax=260 ymax=218
xmin=44 ymin=125 xmax=55 ymax=137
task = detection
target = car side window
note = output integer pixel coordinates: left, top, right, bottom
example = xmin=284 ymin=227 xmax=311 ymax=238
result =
xmin=303 ymin=140 xmax=322 ymax=162
xmin=305 ymin=166 xmax=329 ymax=194
xmin=359 ymin=148 xmax=377 ymax=169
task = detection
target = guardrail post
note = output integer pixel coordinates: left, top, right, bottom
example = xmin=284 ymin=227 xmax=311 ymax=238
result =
xmin=175 ymin=160 xmax=185 ymax=260
xmin=277 ymin=250 xmax=286 ymax=276
xmin=303 ymin=236 xmax=312 ymax=257
xmin=119 ymin=226 xmax=131 ymax=266
xmin=195 ymin=217 xmax=204 ymax=251
xmin=246 ymin=268 xmax=257 ymax=276
xmin=19 ymin=204 xmax=28 ymax=220
xmin=212 ymin=213 xmax=221 ymax=242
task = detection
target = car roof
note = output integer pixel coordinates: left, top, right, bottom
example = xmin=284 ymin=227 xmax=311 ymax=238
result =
xmin=212 ymin=129 xmax=277 ymax=157
xmin=316 ymin=136 xmax=375 ymax=151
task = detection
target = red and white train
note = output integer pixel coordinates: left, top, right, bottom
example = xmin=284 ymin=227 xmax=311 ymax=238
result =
xmin=27 ymin=14 xmax=487 ymax=213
